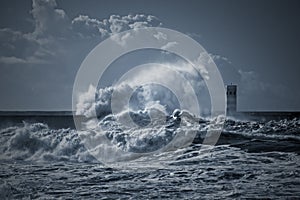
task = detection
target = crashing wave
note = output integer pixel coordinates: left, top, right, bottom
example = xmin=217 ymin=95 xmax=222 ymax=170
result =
xmin=0 ymin=122 xmax=96 ymax=163
xmin=0 ymin=115 xmax=299 ymax=163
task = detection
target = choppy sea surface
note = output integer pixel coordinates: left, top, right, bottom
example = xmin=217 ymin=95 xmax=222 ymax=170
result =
xmin=0 ymin=117 xmax=300 ymax=199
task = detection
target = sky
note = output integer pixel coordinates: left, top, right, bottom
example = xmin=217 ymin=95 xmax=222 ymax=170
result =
xmin=0 ymin=0 xmax=299 ymax=111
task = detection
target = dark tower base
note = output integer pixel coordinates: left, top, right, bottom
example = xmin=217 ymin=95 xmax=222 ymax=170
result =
xmin=226 ymin=84 xmax=237 ymax=117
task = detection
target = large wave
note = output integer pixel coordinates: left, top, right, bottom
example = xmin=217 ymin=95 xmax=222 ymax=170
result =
xmin=0 ymin=116 xmax=299 ymax=164
xmin=0 ymin=122 xmax=96 ymax=163
xmin=1 ymin=61 xmax=299 ymax=163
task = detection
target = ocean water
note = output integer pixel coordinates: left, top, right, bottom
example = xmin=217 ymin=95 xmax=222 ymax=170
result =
xmin=0 ymin=117 xmax=300 ymax=199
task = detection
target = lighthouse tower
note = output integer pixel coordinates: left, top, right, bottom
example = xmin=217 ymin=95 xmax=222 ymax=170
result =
xmin=226 ymin=84 xmax=237 ymax=116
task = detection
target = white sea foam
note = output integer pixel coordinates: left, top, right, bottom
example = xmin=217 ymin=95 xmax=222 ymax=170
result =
xmin=0 ymin=122 xmax=96 ymax=163
xmin=0 ymin=116 xmax=299 ymax=164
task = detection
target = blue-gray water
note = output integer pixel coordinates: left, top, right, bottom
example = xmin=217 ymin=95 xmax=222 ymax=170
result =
xmin=0 ymin=118 xmax=300 ymax=199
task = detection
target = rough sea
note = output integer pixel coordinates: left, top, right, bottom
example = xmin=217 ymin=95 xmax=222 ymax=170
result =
xmin=0 ymin=114 xmax=299 ymax=199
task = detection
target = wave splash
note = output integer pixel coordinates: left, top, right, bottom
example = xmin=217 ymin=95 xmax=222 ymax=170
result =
xmin=0 ymin=122 xmax=96 ymax=163
xmin=1 ymin=81 xmax=300 ymax=164
xmin=0 ymin=115 xmax=299 ymax=164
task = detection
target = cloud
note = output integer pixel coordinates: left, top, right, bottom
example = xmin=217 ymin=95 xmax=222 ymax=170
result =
xmin=210 ymin=53 xmax=289 ymax=110
xmin=31 ymin=0 xmax=69 ymax=37
xmin=212 ymin=54 xmax=267 ymax=90
xmin=209 ymin=53 xmax=231 ymax=64
xmin=0 ymin=56 xmax=48 ymax=65
xmin=71 ymin=14 xmax=161 ymax=39
xmin=110 ymin=32 xmax=132 ymax=46
xmin=106 ymin=14 xmax=161 ymax=46
xmin=0 ymin=28 xmax=39 ymax=58
xmin=211 ymin=54 xmax=271 ymax=93
xmin=161 ymin=41 xmax=178 ymax=50
xmin=186 ymin=32 xmax=202 ymax=40
xmin=0 ymin=0 xmax=70 ymax=65
xmin=0 ymin=0 xmax=163 ymax=65
xmin=192 ymin=52 xmax=211 ymax=80
xmin=153 ymin=31 xmax=167 ymax=40
xmin=0 ymin=0 xmax=164 ymax=112
xmin=72 ymin=15 xmax=109 ymax=39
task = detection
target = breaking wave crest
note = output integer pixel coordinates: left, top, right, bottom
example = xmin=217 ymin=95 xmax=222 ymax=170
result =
xmin=0 ymin=122 xmax=96 ymax=163
xmin=0 ymin=116 xmax=299 ymax=164
xmin=1 ymin=81 xmax=300 ymax=163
